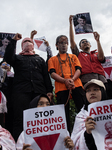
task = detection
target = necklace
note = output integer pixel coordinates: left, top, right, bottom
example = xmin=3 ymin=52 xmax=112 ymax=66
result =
xmin=57 ymin=53 xmax=73 ymax=78
xmin=58 ymin=53 xmax=68 ymax=63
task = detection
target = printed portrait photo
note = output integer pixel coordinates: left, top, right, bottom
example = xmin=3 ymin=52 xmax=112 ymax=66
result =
xmin=0 ymin=33 xmax=15 ymax=58
xmin=104 ymin=121 xmax=112 ymax=150
xmin=73 ymin=12 xmax=93 ymax=34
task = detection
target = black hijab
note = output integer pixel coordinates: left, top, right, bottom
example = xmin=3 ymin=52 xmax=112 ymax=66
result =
xmin=29 ymin=94 xmax=51 ymax=108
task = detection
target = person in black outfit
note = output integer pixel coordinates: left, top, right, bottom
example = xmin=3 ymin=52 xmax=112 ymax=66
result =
xmin=0 ymin=60 xmax=14 ymax=134
xmin=4 ymin=33 xmax=53 ymax=141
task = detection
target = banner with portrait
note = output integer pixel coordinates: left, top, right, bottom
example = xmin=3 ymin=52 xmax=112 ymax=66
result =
xmin=0 ymin=32 xmax=15 ymax=58
xmin=88 ymin=99 xmax=112 ymax=150
xmin=73 ymin=12 xmax=93 ymax=34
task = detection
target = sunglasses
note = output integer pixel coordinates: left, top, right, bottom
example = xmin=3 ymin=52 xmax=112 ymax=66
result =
xmin=1 ymin=63 xmax=10 ymax=67
xmin=81 ymin=40 xmax=89 ymax=44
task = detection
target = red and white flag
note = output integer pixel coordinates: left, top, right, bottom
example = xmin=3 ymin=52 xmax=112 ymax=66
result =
xmin=101 ymin=56 xmax=112 ymax=80
xmin=33 ymin=36 xmax=47 ymax=52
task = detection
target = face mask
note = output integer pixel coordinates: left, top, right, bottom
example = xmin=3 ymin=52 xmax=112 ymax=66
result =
xmin=22 ymin=41 xmax=34 ymax=52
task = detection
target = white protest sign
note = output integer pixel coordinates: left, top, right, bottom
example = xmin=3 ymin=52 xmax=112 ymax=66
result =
xmin=101 ymin=56 xmax=112 ymax=80
xmin=23 ymin=104 xmax=68 ymax=150
xmin=88 ymin=99 xmax=112 ymax=150
xmin=33 ymin=36 xmax=47 ymax=52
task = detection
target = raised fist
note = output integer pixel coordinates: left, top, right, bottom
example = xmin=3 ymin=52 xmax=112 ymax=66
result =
xmin=13 ymin=33 xmax=22 ymax=41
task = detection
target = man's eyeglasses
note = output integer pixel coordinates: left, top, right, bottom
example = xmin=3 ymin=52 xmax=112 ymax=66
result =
xmin=1 ymin=63 xmax=10 ymax=67
xmin=58 ymin=41 xmax=68 ymax=45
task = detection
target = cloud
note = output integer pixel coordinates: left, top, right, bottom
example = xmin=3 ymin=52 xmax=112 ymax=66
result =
xmin=0 ymin=0 xmax=112 ymax=57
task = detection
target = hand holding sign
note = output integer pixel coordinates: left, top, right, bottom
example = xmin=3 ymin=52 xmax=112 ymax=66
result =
xmin=22 ymin=143 xmax=32 ymax=150
xmin=64 ymin=136 xmax=74 ymax=150
xmin=69 ymin=15 xmax=73 ymax=25
xmin=93 ymin=32 xmax=100 ymax=42
xmin=43 ymin=39 xmax=49 ymax=47
xmin=85 ymin=116 xmax=96 ymax=134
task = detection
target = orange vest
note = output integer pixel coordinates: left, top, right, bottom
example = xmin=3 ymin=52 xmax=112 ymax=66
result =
xmin=48 ymin=53 xmax=83 ymax=94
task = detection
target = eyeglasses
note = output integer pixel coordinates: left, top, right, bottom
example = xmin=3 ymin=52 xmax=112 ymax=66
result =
xmin=1 ymin=63 xmax=10 ymax=67
xmin=81 ymin=40 xmax=89 ymax=44
xmin=58 ymin=41 xmax=68 ymax=45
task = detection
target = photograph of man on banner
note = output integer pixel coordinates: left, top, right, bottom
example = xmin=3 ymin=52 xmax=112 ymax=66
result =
xmin=88 ymin=99 xmax=112 ymax=150
xmin=73 ymin=12 xmax=93 ymax=34
xmin=104 ymin=121 xmax=112 ymax=149
xmin=0 ymin=32 xmax=15 ymax=58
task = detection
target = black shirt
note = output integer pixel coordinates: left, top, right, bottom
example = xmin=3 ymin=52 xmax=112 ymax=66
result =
xmin=4 ymin=39 xmax=53 ymax=94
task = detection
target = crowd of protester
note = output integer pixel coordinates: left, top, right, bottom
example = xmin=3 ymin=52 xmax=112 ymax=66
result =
xmin=0 ymin=15 xmax=111 ymax=150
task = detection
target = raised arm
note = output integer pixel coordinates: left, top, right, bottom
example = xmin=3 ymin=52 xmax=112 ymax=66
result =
xmin=30 ymin=30 xmax=37 ymax=39
xmin=69 ymin=15 xmax=79 ymax=57
xmin=93 ymin=32 xmax=105 ymax=62
xmin=41 ymin=58 xmax=53 ymax=93
xmin=43 ymin=39 xmax=53 ymax=59
xmin=4 ymin=33 xmax=22 ymax=65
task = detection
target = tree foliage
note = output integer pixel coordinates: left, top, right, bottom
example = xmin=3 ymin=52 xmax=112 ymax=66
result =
xmin=53 ymin=90 xmax=77 ymax=133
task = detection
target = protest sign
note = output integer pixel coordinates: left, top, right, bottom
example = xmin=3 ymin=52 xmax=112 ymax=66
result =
xmin=34 ymin=36 xmax=47 ymax=52
xmin=88 ymin=99 xmax=112 ymax=150
xmin=101 ymin=56 xmax=112 ymax=80
xmin=23 ymin=104 xmax=68 ymax=150
xmin=0 ymin=32 xmax=15 ymax=58
xmin=73 ymin=12 xmax=93 ymax=34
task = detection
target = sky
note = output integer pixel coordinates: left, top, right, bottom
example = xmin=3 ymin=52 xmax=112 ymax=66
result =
xmin=0 ymin=0 xmax=112 ymax=61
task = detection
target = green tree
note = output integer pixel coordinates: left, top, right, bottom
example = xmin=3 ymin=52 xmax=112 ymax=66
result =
xmin=53 ymin=90 xmax=77 ymax=133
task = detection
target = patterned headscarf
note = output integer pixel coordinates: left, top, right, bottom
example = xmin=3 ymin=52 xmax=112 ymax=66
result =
xmin=19 ymin=37 xmax=34 ymax=55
